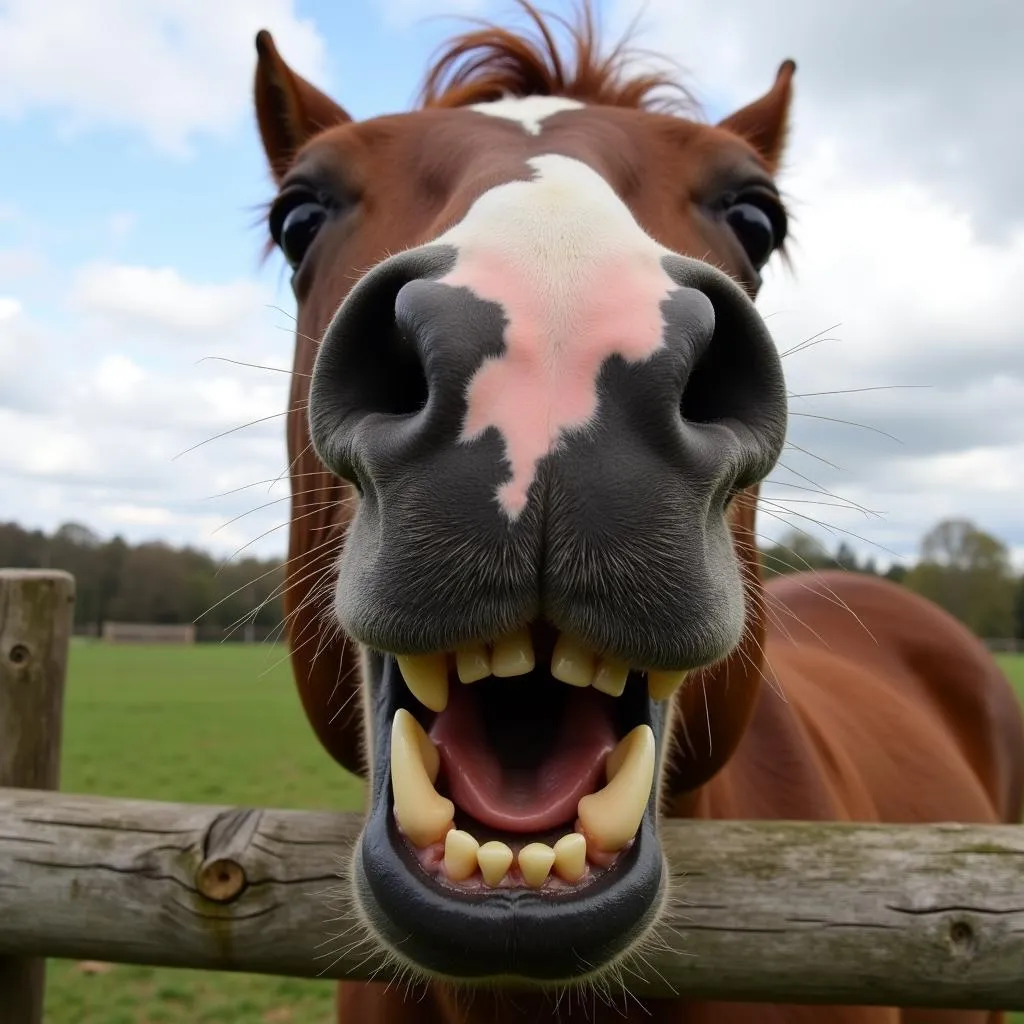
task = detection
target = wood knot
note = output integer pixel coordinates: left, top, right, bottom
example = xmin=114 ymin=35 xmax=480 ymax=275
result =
xmin=8 ymin=643 xmax=30 ymax=665
xmin=947 ymin=917 xmax=978 ymax=958
xmin=196 ymin=857 xmax=247 ymax=903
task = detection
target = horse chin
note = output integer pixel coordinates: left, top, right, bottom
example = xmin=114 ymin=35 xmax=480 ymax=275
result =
xmin=349 ymin=645 xmax=669 ymax=983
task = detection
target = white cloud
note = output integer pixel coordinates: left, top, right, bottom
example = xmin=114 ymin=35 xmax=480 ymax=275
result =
xmin=0 ymin=0 xmax=328 ymax=155
xmin=0 ymin=267 xmax=295 ymax=556
xmin=614 ymin=0 xmax=1024 ymax=238
xmin=597 ymin=0 xmax=1024 ymax=565
xmin=0 ymin=249 xmax=45 ymax=282
xmin=0 ymin=296 xmax=57 ymax=412
xmin=749 ymin=140 xmax=1024 ymax=564
xmin=71 ymin=263 xmax=270 ymax=340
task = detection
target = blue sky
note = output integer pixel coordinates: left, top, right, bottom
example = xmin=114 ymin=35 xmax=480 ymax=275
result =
xmin=0 ymin=2 xmax=498 ymax=323
xmin=2 ymin=0 xmax=1022 ymax=566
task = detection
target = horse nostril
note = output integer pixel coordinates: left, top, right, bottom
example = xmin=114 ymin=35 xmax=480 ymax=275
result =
xmin=325 ymin=273 xmax=429 ymax=420
xmin=310 ymin=257 xmax=435 ymax=484
xmin=680 ymin=320 xmax=764 ymax=428
xmin=670 ymin=262 xmax=787 ymax=488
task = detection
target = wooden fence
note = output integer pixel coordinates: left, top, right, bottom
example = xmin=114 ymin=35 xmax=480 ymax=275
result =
xmin=101 ymin=621 xmax=196 ymax=644
xmin=2 ymin=568 xmax=1024 ymax=1022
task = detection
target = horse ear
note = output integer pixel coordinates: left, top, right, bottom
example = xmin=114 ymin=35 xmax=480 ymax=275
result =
xmin=254 ymin=30 xmax=351 ymax=181
xmin=718 ymin=60 xmax=796 ymax=174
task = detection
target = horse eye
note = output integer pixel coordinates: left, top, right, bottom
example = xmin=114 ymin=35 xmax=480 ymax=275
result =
xmin=270 ymin=194 xmax=328 ymax=268
xmin=726 ymin=201 xmax=777 ymax=270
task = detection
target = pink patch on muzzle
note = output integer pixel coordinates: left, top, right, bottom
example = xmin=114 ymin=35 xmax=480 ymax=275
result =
xmin=441 ymin=248 xmax=677 ymax=517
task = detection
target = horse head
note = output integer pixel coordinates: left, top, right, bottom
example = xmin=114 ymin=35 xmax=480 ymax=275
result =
xmin=255 ymin=4 xmax=794 ymax=984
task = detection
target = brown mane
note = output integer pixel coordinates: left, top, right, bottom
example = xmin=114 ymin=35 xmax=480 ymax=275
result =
xmin=417 ymin=1 xmax=696 ymax=115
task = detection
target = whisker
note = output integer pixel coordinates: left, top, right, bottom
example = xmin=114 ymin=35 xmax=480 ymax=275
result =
xmin=788 ymin=384 xmax=929 ymax=399
xmin=215 ymin=500 xmax=333 ymax=571
xmin=780 ymin=441 xmax=843 ymax=472
xmin=172 ymin=406 xmax=306 ymax=461
xmin=212 ymin=491 xmax=353 ymax=535
xmin=761 ymin=496 xmax=883 ymax=518
xmin=789 ymin=411 xmax=903 ymax=444
xmin=268 ymin=439 xmax=317 ymax=493
xmin=779 ymin=322 xmax=841 ymax=358
xmin=758 ymin=504 xmax=901 ymax=560
xmin=195 ymin=355 xmax=308 ymax=377
xmin=763 ymin=477 xmax=876 ymax=518
xmin=194 ymin=558 xmax=288 ymax=623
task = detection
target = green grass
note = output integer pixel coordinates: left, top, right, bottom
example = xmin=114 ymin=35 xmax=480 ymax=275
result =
xmin=46 ymin=642 xmax=361 ymax=1024
xmin=996 ymin=653 xmax=1024 ymax=702
xmin=40 ymin=645 xmax=1024 ymax=1022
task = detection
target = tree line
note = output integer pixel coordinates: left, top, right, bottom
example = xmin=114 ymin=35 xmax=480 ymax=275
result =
xmin=2 ymin=516 xmax=1022 ymax=641
xmin=0 ymin=521 xmax=284 ymax=639
xmin=761 ymin=518 xmax=1024 ymax=640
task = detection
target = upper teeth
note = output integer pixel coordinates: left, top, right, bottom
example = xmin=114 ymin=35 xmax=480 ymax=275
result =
xmin=396 ymin=653 xmax=449 ymax=712
xmin=455 ymin=645 xmax=489 ymax=683
xmin=491 ymin=626 xmax=535 ymax=677
xmin=397 ymin=629 xmax=688 ymax=711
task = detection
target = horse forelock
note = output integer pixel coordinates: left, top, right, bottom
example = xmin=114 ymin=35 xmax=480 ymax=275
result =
xmin=416 ymin=0 xmax=699 ymax=117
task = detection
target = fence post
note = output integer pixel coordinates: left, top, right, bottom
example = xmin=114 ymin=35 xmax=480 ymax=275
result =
xmin=0 ymin=569 xmax=75 ymax=1024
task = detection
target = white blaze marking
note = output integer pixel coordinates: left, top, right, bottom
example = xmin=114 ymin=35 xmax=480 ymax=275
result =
xmin=469 ymin=95 xmax=585 ymax=135
xmin=435 ymin=154 xmax=681 ymax=518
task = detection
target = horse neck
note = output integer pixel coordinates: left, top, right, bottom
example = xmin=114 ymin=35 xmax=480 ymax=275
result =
xmin=661 ymin=487 xmax=768 ymax=814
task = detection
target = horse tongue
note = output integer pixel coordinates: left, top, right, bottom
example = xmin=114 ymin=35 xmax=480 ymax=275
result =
xmin=429 ymin=684 xmax=616 ymax=833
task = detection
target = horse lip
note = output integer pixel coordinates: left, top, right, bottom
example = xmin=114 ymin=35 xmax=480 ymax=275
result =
xmin=353 ymin=652 xmax=667 ymax=979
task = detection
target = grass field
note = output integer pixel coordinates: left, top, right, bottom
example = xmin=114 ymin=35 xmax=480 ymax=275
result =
xmin=47 ymin=643 xmax=355 ymax=1024
xmin=36 ymin=644 xmax=1024 ymax=1023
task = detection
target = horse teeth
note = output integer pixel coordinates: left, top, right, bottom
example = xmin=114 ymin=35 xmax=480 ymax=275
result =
xmin=592 ymin=658 xmax=629 ymax=697
xmin=477 ymin=840 xmax=514 ymax=886
xmin=438 ymin=829 xmax=596 ymax=888
xmin=518 ymin=842 xmax=556 ymax=887
xmin=491 ymin=626 xmax=535 ymax=677
xmin=443 ymin=829 xmax=480 ymax=881
xmin=390 ymin=709 xmax=454 ymax=847
xmin=648 ymin=668 xmax=688 ymax=702
xmin=551 ymin=633 xmax=596 ymax=687
xmin=455 ymin=644 xmax=490 ymax=683
xmin=552 ymin=833 xmax=588 ymax=882
xmin=576 ymin=724 xmax=655 ymax=853
xmin=396 ymin=653 xmax=449 ymax=711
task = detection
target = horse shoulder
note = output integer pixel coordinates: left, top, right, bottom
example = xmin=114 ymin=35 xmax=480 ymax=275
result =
xmin=756 ymin=571 xmax=1024 ymax=825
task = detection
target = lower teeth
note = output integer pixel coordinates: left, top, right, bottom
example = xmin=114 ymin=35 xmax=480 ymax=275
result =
xmin=426 ymin=827 xmax=609 ymax=888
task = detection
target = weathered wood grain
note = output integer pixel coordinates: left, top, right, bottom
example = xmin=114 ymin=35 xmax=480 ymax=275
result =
xmin=0 ymin=569 xmax=75 ymax=1024
xmin=1 ymin=787 xmax=1022 ymax=1009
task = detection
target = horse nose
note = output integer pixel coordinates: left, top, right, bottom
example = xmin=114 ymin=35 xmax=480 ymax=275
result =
xmin=309 ymin=245 xmax=785 ymax=507
xmin=308 ymin=241 xmax=787 ymax=658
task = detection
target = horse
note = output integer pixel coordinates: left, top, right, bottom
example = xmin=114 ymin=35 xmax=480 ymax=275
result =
xmin=251 ymin=5 xmax=1024 ymax=1021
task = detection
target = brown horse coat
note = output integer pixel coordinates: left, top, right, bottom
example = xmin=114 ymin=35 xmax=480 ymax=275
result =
xmin=251 ymin=6 xmax=1024 ymax=1022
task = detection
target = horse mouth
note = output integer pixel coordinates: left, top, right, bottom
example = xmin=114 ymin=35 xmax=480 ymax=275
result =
xmin=354 ymin=621 xmax=679 ymax=980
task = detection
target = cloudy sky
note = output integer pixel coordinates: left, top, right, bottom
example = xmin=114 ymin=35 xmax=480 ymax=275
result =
xmin=1 ymin=0 xmax=1021 ymax=568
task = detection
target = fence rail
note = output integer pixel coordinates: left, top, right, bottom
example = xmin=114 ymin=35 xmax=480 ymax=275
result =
xmin=1 ymin=788 xmax=1023 ymax=1009
xmin=2 ymin=568 xmax=1024 ymax=1020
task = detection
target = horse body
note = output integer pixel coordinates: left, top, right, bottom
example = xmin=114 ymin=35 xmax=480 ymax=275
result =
xmin=251 ymin=6 xmax=1024 ymax=1021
